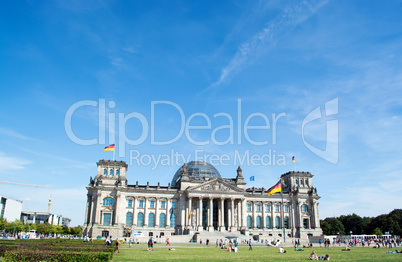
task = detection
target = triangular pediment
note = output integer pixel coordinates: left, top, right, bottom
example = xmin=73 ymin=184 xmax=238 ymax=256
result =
xmin=186 ymin=178 xmax=244 ymax=193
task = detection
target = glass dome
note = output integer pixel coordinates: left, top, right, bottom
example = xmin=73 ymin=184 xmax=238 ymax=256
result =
xmin=171 ymin=161 xmax=221 ymax=186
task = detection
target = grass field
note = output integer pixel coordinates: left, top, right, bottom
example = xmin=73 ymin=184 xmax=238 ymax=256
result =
xmin=112 ymin=244 xmax=402 ymax=261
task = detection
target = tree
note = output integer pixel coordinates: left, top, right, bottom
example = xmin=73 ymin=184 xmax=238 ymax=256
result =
xmin=0 ymin=218 xmax=5 ymax=230
xmin=373 ymin=227 xmax=383 ymax=236
xmin=320 ymin=220 xmax=331 ymax=235
xmin=322 ymin=217 xmax=345 ymax=235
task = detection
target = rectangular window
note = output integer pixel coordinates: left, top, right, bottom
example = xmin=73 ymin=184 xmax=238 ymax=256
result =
xmin=103 ymin=213 xmax=111 ymax=226
xmin=303 ymin=218 xmax=309 ymax=229
xmin=172 ymin=202 xmax=176 ymax=209
xmin=266 ymin=205 xmax=271 ymax=212
xmin=247 ymin=204 xmax=251 ymax=212
xmin=150 ymin=201 xmax=155 ymax=208
xmin=256 ymin=204 xmax=261 ymax=212
xmin=284 ymin=205 xmax=288 ymax=212
xmin=275 ymin=205 xmax=280 ymax=212
xmin=139 ymin=200 xmax=144 ymax=208
xmin=128 ymin=200 xmax=133 ymax=207
xmin=161 ymin=201 xmax=166 ymax=209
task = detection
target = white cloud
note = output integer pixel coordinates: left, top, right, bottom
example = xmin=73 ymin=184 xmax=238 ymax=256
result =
xmin=0 ymin=127 xmax=32 ymax=140
xmin=203 ymin=0 xmax=328 ymax=93
xmin=0 ymin=152 xmax=32 ymax=170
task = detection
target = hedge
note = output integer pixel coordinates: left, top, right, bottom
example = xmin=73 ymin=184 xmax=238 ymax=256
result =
xmin=4 ymin=250 xmax=111 ymax=262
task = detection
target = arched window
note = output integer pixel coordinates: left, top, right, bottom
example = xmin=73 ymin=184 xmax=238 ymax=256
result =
xmin=110 ymin=169 xmax=114 ymax=175
xmin=256 ymin=216 xmax=262 ymax=229
xmin=137 ymin=213 xmax=144 ymax=227
xmin=266 ymin=216 xmax=271 ymax=229
xmin=126 ymin=212 xmax=133 ymax=226
xmin=148 ymin=213 xmax=155 ymax=227
xmin=284 ymin=216 xmax=289 ymax=229
xmin=275 ymin=216 xmax=280 ymax=229
xmin=116 ymin=169 xmax=120 ymax=176
xmin=103 ymin=197 xmax=114 ymax=206
xmin=301 ymin=204 xmax=308 ymax=212
xmin=247 ymin=216 xmax=252 ymax=229
xmin=103 ymin=169 xmax=107 ymax=175
xmin=159 ymin=213 xmax=166 ymax=227
xmin=170 ymin=214 xmax=176 ymax=228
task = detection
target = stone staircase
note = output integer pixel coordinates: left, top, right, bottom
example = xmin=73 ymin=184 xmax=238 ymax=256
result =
xmin=194 ymin=230 xmax=247 ymax=243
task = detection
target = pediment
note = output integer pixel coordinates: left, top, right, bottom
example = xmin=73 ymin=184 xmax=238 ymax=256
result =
xmin=186 ymin=178 xmax=243 ymax=193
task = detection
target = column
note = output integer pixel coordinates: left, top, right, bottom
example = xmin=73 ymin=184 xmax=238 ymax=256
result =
xmin=219 ymin=198 xmax=224 ymax=231
xmin=155 ymin=198 xmax=159 ymax=228
xmin=144 ymin=198 xmax=148 ymax=226
xmin=241 ymin=198 xmax=247 ymax=229
xmin=237 ymin=200 xmax=241 ymax=230
xmin=166 ymin=198 xmax=170 ymax=228
xmin=198 ymin=197 xmax=202 ymax=231
xmin=289 ymin=201 xmax=294 ymax=235
xmin=271 ymin=202 xmax=274 ymax=229
xmin=262 ymin=201 xmax=266 ymax=229
xmin=85 ymin=194 xmax=92 ymax=225
xmin=230 ymin=198 xmax=235 ymax=231
xmin=188 ymin=197 xmax=192 ymax=229
xmin=95 ymin=192 xmax=102 ymax=224
xmin=133 ymin=197 xmax=138 ymax=226
xmin=208 ymin=197 xmax=213 ymax=231
xmin=180 ymin=195 xmax=186 ymax=233
xmin=252 ymin=201 xmax=256 ymax=229
xmin=114 ymin=192 xmax=121 ymax=225
xmin=313 ymin=201 xmax=320 ymax=228
xmin=91 ymin=195 xmax=97 ymax=225
xmin=84 ymin=194 xmax=91 ymax=225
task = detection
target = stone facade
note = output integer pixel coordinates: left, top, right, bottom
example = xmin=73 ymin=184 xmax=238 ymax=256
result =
xmin=82 ymin=160 xmax=322 ymax=240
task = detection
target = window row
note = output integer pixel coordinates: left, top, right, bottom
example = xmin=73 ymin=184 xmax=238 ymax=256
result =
xmin=247 ymin=204 xmax=289 ymax=212
xmin=128 ymin=212 xmax=176 ymax=228
xmin=295 ymin=178 xmax=309 ymax=187
xmin=246 ymin=216 xmax=290 ymax=229
xmin=103 ymin=168 xmax=120 ymax=176
xmin=103 ymin=212 xmax=176 ymax=228
xmin=103 ymin=197 xmax=177 ymax=209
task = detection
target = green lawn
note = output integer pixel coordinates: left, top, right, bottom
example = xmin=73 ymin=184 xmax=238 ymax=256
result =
xmin=112 ymin=244 xmax=402 ymax=261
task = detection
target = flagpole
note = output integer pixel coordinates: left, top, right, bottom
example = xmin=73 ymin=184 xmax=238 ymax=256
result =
xmin=113 ymin=148 xmax=115 ymax=161
xmin=281 ymin=185 xmax=285 ymax=243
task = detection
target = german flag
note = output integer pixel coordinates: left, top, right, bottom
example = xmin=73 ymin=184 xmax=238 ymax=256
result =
xmin=267 ymin=181 xmax=282 ymax=195
xmin=104 ymin=144 xmax=115 ymax=151
xmin=188 ymin=209 xmax=193 ymax=220
xmin=292 ymin=156 xmax=295 ymax=163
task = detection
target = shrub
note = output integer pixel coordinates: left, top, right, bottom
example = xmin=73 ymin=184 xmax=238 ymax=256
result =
xmin=4 ymin=250 xmax=110 ymax=262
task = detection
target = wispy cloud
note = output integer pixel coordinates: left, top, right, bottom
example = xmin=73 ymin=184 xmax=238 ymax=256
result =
xmin=203 ymin=0 xmax=328 ymax=93
xmin=0 ymin=152 xmax=32 ymax=170
xmin=0 ymin=127 xmax=32 ymax=140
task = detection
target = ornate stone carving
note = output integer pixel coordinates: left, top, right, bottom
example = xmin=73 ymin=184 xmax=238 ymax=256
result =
xmin=198 ymin=181 xmax=231 ymax=192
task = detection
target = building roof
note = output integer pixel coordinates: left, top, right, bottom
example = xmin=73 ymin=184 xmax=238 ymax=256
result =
xmin=171 ymin=161 xmax=221 ymax=186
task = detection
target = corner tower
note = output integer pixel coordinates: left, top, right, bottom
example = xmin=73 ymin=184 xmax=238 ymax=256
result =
xmin=93 ymin=160 xmax=128 ymax=187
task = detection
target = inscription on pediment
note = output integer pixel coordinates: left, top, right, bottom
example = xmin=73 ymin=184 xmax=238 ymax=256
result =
xmin=198 ymin=181 xmax=231 ymax=192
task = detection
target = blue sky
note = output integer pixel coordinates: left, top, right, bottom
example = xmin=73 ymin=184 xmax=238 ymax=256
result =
xmin=1 ymin=0 xmax=401 ymax=226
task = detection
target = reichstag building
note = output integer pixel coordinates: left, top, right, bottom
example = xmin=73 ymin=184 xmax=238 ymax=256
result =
xmin=83 ymin=160 xmax=322 ymax=241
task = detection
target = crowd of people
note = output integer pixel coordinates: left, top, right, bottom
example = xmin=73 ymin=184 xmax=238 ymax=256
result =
xmin=98 ymin=234 xmax=401 ymax=258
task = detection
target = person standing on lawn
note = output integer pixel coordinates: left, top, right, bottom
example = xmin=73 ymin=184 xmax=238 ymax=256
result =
xmin=115 ymin=238 xmax=120 ymax=253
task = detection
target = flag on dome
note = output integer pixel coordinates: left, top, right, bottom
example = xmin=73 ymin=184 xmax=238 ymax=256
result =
xmin=292 ymin=156 xmax=295 ymax=162
xmin=267 ymin=181 xmax=282 ymax=195
xmin=104 ymin=144 xmax=115 ymax=151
